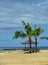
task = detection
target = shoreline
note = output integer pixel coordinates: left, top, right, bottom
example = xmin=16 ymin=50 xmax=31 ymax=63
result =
xmin=0 ymin=46 xmax=48 ymax=51
xmin=0 ymin=49 xmax=48 ymax=53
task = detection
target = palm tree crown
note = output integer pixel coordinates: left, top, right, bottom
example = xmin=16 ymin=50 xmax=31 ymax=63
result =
xmin=13 ymin=22 xmax=44 ymax=53
xmin=32 ymin=24 xmax=44 ymax=39
xmin=13 ymin=21 xmax=33 ymax=53
xmin=32 ymin=24 xmax=44 ymax=50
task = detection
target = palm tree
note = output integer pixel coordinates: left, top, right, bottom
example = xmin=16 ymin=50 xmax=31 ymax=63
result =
xmin=41 ymin=37 xmax=48 ymax=40
xmin=13 ymin=21 xmax=33 ymax=53
xmin=32 ymin=24 xmax=44 ymax=51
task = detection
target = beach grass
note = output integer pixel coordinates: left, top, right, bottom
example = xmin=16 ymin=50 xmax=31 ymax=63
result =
xmin=0 ymin=50 xmax=48 ymax=65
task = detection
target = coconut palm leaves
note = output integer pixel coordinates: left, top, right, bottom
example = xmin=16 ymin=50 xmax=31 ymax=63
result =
xmin=13 ymin=21 xmax=44 ymax=53
xmin=13 ymin=21 xmax=33 ymax=53
xmin=41 ymin=37 xmax=48 ymax=40
xmin=13 ymin=31 xmax=27 ymax=39
xmin=32 ymin=24 xmax=44 ymax=40
xmin=22 ymin=21 xmax=33 ymax=53
xmin=32 ymin=24 xmax=44 ymax=50
xmin=32 ymin=25 xmax=44 ymax=37
xmin=22 ymin=21 xmax=32 ymax=36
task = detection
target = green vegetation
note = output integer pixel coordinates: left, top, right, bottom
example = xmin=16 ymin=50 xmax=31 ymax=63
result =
xmin=41 ymin=37 xmax=48 ymax=40
xmin=13 ymin=21 xmax=44 ymax=53
xmin=32 ymin=24 xmax=44 ymax=50
xmin=13 ymin=21 xmax=33 ymax=53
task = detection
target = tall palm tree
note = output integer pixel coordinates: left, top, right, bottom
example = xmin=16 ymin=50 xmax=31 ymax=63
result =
xmin=13 ymin=21 xmax=33 ymax=53
xmin=32 ymin=24 xmax=44 ymax=50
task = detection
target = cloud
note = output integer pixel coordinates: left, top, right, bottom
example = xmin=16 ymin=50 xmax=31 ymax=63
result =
xmin=0 ymin=0 xmax=48 ymax=28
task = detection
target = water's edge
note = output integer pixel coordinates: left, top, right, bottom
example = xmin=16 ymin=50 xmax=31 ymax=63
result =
xmin=0 ymin=47 xmax=48 ymax=51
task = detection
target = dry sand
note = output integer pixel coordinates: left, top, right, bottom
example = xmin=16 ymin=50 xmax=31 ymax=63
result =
xmin=0 ymin=50 xmax=48 ymax=65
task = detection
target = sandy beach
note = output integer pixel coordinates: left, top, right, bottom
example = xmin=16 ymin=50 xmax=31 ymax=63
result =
xmin=0 ymin=50 xmax=48 ymax=65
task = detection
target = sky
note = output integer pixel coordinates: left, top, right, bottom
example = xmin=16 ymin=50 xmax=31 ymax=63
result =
xmin=0 ymin=0 xmax=48 ymax=47
xmin=0 ymin=0 xmax=48 ymax=28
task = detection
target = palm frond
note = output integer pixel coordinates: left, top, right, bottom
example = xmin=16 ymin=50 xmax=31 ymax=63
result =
xmin=22 ymin=21 xmax=32 ymax=36
xmin=13 ymin=31 xmax=21 ymax=39
xmin=41 ymin=37 xmax=48 ymax=40
xmin=20 ymin=31 xmax=27 ymax=38
xmin=13 ymin=31 xmax=27 ymax=39
xmin=22 ymin=21 xmax=26 ymax=26
xmin=32 ymin=25 xmax=44 ymax=39
xmin=35 ymin=27 xmax=44 ymax=36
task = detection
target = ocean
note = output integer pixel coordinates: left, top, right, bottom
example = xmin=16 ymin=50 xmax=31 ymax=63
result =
xmin=0 ymin=47 xmax=48 ymax=51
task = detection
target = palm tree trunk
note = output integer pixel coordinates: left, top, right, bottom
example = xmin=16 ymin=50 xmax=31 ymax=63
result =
xmin=25 ymin=44 xmax=26 ymax=50
xmin=29 ymin=37 xmax=32 ymax=53
xmin=35 ymin=38 xmax=37 ymax=51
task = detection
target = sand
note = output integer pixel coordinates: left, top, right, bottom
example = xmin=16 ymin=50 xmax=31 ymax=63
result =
xmin=0 ymin=50 xmax=48 ymax=65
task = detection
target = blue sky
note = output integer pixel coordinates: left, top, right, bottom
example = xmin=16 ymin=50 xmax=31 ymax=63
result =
xmin=0 ymin=0 xmax=48 ymax=28
xmin=0 ymin=0 xmax=48 ymax=47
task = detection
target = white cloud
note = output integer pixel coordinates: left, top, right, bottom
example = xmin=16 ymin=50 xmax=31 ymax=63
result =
xmin=0 ymin=0 xmax=48 ymax=28
xmin=37 ymin=3 xmax=41 ymax=7
xmin=32 ymin=3 xmax=41 ymax=7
